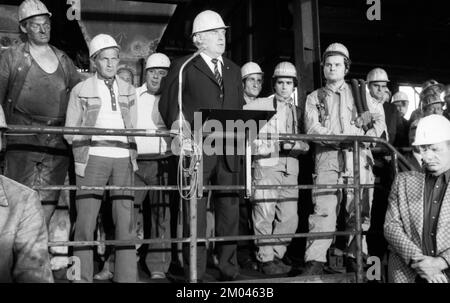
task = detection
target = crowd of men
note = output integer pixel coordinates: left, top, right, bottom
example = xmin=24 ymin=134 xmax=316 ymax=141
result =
xmin=1 ymin=0 xmax=450 ymax=283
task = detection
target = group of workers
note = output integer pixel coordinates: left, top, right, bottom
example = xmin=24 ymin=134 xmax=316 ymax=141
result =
xmin=1 ymin=0 xmax=449 ymax=284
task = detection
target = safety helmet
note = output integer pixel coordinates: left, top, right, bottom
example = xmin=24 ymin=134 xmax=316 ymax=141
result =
xmin=413 ymin=114 xmax=450 ymax=146
xmin=366 ymin=68 xmax=390 ymax=83
xmin=0 ymin=106 xmax=7 ymax=130
xmin=192 ymin=10 xmax=228 ymax=35
xmin=241 ymin=62 xmax=264 ymax=80
xmin=272 ymin=61 xmax=297 ymax=79
xmin=89 ymin=34 xmax=120 ymax=58
xmin=391 ymin=91 xmax=409 ymax=104
xmin=322 ymin=42 xmax=350 ymax=62
xmin=420 ymin=79 xmax=444 ymax=99
xmin=422 ymin=92 xmax=445 ymax=108
xmin=18 ymin=0 xmax=51 ymax=23
xmin=145 ymin=53 xmax=171 ymax=70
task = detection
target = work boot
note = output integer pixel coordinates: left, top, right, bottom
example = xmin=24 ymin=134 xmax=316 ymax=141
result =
xmin=300 ymin=261 xmax=325 ymax=276
xmin=259 ymin=261 xmax=284 ymax=275
xmin=274 ymin=257 xmax=292 ymax=274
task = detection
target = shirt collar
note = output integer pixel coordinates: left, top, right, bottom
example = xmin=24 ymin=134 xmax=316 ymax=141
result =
xmin=326 ymin=80 xmax=347 ymax=93
xmin=200 ymin=52 xmax=224 ymax=66
xmin=427 ymin=168 xmax=450 ymax=183
xmin=275 ymin=94 xmax=293 ymax=104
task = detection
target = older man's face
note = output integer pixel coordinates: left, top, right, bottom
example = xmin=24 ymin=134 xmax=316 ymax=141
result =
xmin=94 ymin=48 xmax=120 ymax=80
xmin=243 ymin=74 xmax=263 ymax=98
xmin=198 ymin=28 xmax=226 ymax=58
xmin=419 ymin=141 xmax=450 ymax=176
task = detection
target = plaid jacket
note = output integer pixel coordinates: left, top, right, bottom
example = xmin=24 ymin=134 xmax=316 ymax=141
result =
xmin=384 ymin=171 xmax=450 ymax=283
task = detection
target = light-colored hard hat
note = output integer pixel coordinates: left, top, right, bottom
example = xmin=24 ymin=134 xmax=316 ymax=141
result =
xmin=366 ymin=68 xmax=390 ymax=83
xmin=241 ymin=62 xmax=264 ymax=80
xmin=89 ymin=34 xmax=120 ymax=58
xmin=272 ymin=61 xmax=297 ymax=79
xmin=18 ymin=0 xmax=52 ymax=22
xmin=391 ymin=91 xmax=409 ymax=104
xmin=192 ymin=10 xmax=228 ymax=35
xmin=413 ymin=114 xmax=450 ymax=146
xmin=322 ymin=42 xmax=350 ymax=61
xmin=0 ymin=106 xmax=7 ymax=130
xmin=145 ymin=53 xmax=171 ymax=70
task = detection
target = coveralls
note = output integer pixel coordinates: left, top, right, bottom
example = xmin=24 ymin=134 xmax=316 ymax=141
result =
xmin=244 ymin=95 xmax=299 ymax=263
xmin=304 ymin=81 xmax=386 ymax=263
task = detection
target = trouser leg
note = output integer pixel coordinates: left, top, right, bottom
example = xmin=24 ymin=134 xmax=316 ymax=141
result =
xmin=110 ymin=158 xmax=137 ymax=283
xmin=145 ymin=160 xmax=172 ymax=274
xmin=304 ymin=170 xmax=340 ymax=263
xmin=252 ymin=167 xmax=278 ymax=263
xmin=213 ymin=156 xmax=240 ymax=278
xmin=73 ymin=156 xmax=112 ymax=283
xmin=272 ymin=172 xmax=299 ymax=260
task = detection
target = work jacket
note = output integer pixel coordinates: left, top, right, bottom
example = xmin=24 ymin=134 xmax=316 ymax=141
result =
xmin=64 ymin=75 xmax=138 ymax=176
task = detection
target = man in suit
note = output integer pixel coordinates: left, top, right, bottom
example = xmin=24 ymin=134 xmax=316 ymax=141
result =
xmin=159 ymin=10 xmax=244 ymax=281
xmin=385 ymin=114 xmax=450 ymax=283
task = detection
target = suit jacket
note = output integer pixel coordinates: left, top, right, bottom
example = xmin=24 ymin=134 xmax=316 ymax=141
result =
xmin=159 ymin=54 xmax=244 ymax=171
xmin=384 ymin=171 xmax=450 ymax=282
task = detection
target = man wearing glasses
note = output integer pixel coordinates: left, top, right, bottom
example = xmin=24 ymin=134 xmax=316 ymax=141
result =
xmin=0 ymin=0 xmax=80 ymax=227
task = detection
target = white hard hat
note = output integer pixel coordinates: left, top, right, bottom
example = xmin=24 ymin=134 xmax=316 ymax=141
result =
xmin=413 ymin=114 xmax=450 ymax=146
xmin=367 ymin=68 xmax=389 ymax=83
xmin=18 ymin=0 xmax=52 ymax=23
xmin=0 ymin=106 xmax=7 ymax=129
xmin=145 ymin=53 xmax=171 ymax=70
xmin=391 ymin=91 xmax=409 ymax=104
xmin=323 ymin=42 xmax=350 ymax=61
xmin=273 ymin=61 xmax=297 ymax=79
xmin=241 ymin=62 xmax=263 ymax=80
xmin=89 ymin=34 xmax=120 ymax=58
xmin=192 ymin=10 xmax=228 ymax=35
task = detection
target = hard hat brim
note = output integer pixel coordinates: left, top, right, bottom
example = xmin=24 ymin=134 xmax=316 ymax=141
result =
xmin=19 ymin=12 xmax=52 ymax=23
xmin=90 ymin=45 xmax=121 ymax=59
xmin=243 ymin=72 xmax=264 ymax=79
xmin=192 ymin=25 xmax=229 ymax=36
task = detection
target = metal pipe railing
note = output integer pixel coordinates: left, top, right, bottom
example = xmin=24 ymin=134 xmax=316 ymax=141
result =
xmin=4 ymin=125 xmax=415 ymax=283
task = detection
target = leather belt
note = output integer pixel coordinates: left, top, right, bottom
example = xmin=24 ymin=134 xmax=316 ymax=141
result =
xmin=90 ymin=140 xmax=137 ymax=150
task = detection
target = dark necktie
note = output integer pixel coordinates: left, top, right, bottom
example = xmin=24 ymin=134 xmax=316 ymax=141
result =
xmin=104 ymin=79 xmax=117 ymax=111
xmin=211 ymin=58 xmax=223 ymax=91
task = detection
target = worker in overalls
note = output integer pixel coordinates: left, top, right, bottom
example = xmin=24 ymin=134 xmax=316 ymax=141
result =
xmin=245 ymin=61 xmax=308 ymax=275
xmin=302 ymin=43 xmax=386 ymax=275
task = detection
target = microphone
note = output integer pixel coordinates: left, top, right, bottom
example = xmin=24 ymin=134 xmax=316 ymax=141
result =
xmin=177 ymin=47 xmax=205 ymax=139
xmin=176 ymin=47 xmax=204 ymax=196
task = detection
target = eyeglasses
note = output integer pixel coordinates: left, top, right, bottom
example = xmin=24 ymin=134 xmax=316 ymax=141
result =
xmin=28 ymin=22 xmax=51 ymax=32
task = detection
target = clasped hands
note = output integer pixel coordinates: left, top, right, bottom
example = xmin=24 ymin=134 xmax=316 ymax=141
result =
xmin=411 ymin=255 xmax=449 ymax=283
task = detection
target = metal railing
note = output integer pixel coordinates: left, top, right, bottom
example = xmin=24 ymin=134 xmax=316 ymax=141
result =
xmin=5 ymin=125 xmax=415 ymax=283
